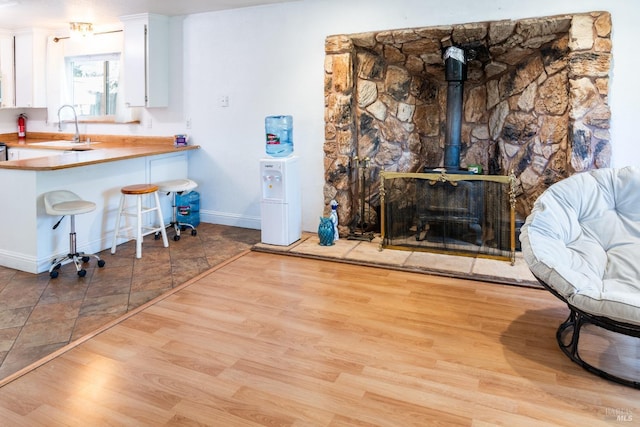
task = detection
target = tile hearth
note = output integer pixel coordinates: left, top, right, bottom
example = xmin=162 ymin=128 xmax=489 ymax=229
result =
xmin=254 ymin=232 xmax=538 ymax=288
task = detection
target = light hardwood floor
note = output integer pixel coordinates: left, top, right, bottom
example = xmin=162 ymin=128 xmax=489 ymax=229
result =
xmin=0 ymin=251 xmax=638 ymax=426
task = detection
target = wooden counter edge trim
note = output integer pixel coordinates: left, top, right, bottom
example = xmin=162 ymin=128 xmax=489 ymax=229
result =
xmin=0 ymin=132 xmax=174 ymax=145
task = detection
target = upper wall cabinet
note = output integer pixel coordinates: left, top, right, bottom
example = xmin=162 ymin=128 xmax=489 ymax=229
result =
xmin=121 ymin=13 xmax=169 ymax=108
xmin=0 ymin=29 xmax=15 ymax=108
xmin=14 ymin=28 xmax=48 ymax=108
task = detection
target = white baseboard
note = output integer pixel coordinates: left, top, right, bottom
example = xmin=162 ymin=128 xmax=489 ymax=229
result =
xmin=0 ymin=214 xmax=260 ymax=274
xmin=199 ymin=209 xmax=261 ymax=230
xmin=0 ymin=249 xmax=38 ymax=274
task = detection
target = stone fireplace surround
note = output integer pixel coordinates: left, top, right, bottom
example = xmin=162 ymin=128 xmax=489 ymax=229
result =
xmin=323 ymin=11 xmax=612 ymax=235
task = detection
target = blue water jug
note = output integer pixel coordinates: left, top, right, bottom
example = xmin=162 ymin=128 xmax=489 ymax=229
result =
xmin=265 ymin=115 xmax=293 ymax=157
xmin=176 ymin=191 xmax=200 ymax=227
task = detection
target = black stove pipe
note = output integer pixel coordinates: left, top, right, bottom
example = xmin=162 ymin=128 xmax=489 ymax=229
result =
xmin=443 ymin=46 xmax=467 ymax=171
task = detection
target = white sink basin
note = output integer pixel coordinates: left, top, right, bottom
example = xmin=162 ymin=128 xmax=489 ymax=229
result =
xmin=29 ymin=140 xmax=102 ymax=148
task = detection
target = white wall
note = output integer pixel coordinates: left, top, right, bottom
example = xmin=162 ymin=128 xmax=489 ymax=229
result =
xmin=182 ymin=0 xmax=640 ymax=232
xmin=2 ymin=0 xmax=638 ymax=234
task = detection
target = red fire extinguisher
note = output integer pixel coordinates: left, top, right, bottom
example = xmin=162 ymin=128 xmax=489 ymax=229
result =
xmin=17 ymin=114 xmax=27 ymax=139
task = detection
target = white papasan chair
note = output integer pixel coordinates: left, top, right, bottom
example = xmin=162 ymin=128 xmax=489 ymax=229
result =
xmin=520 ymin=166 xmax=640 ymax=388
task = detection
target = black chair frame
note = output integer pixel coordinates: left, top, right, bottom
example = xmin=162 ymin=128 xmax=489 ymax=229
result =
xmin=534 ymin=273 xmax=640 ymax=389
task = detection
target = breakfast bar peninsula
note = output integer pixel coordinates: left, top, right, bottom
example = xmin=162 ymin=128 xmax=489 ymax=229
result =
xmin=0 ymin=134 xmax=199 ymax=273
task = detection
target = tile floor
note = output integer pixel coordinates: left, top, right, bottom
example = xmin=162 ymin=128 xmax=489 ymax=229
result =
xmin=0 ymin=223 xmax=261 ymax=380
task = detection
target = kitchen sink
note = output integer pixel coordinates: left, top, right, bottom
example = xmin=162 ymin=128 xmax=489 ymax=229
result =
xmin=29 ymin=141 xmax=102 ymax=148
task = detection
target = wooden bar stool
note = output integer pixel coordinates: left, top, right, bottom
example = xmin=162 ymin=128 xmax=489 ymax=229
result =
xmin=111 ymin=184 xmax=168 ymax=258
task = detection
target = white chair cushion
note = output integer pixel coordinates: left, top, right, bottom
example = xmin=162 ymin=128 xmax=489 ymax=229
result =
xmin=44 ymin=190 xmax=96 ymax=216
xmin=520 ymin=166 xmax=640 ymax=325
xmin=156 ymin=179 xmax=198 ymax=193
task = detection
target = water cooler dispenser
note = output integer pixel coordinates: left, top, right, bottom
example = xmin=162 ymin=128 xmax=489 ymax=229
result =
xmin=260 ymin=156 xmax=301 ymax=245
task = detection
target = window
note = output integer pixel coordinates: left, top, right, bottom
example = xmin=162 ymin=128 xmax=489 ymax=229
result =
xmin=65 ymin=53 xmax=120 ymax=119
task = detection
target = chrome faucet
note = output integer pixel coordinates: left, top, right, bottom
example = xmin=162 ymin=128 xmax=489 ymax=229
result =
xmin=57 ymin=104 xmax=80 ymax=143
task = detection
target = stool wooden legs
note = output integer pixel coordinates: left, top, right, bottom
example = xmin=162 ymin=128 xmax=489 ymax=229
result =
xmin=111 ymin=190 xmax=169 ymax=258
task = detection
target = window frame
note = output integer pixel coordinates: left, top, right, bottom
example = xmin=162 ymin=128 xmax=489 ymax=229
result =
xmin=64 ymin=52 xmax=121 ymax=121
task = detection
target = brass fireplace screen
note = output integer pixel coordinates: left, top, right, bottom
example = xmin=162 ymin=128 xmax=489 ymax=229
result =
xmin=380 ymin=171 xmax=517 ymax=264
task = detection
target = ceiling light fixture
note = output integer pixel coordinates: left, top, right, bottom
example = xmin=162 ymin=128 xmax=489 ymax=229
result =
xmin=69 ymin=22 xmax=94 ymax=40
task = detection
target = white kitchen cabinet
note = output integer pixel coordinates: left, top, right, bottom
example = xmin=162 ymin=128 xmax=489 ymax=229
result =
xmin=121 ymin=13 xmax=169 ymax=108
xmin=13 ymin=28 xmax=48 ymax=108
xmin=0 ymin=29 xmax=14 ymax=108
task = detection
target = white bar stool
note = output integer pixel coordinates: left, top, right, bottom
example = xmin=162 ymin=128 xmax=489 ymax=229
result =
xmin=44 ymin=190 xmax=106 ymax=278
xmin=111 ymin=184 xmax=169 ymax=258
xmin=156 ymin=179 xmax=198 ymax=241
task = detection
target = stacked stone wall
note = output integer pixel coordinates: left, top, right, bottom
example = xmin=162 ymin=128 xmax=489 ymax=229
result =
xmin=324 ymin=11 xmax=611 ymax=230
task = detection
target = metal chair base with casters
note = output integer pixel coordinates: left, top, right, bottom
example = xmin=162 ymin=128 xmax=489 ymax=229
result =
xmin=156 ymin=179 xmax=198 ymax=241
xmin=44 ymin=190 xmax=106 ymax=278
